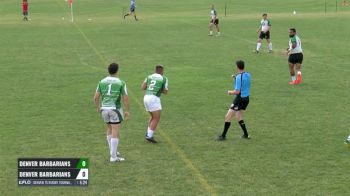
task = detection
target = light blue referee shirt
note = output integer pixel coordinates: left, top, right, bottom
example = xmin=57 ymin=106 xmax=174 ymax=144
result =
xmin=234 ymin=72 xmax=251 ymax=98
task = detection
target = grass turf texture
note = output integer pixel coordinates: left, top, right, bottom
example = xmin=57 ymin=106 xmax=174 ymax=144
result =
xmin=1 ymin=0 xmax=350 ymax=195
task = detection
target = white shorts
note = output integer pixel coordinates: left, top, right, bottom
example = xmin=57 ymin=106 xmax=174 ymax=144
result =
xmin=101 ymin=109 xmax=124 ymax=124
xmin=143 ymin=95 xmax=162 ymax=112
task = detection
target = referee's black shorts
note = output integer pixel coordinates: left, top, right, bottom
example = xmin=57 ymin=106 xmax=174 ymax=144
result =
xmin=231 ymin=96 xmax=249 ymax=111
xmin=288 ymin=53 xmax=303 ymax=64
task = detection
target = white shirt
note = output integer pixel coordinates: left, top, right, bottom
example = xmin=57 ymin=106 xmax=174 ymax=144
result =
xmin=260 ymin=19 xmax=271 ymax=32
xmin=210 ymin=9 xmax=217 ymax=20
xmin=289 ymin=35 xmax=303 ymax=54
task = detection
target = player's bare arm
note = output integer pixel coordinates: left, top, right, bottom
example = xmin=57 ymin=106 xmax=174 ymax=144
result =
xmin=257 ymin=27 xmax=261 ymax=33
xmin=122 ymin=95 xmax=130 ymax=119
xmin=286 ymin=42 xmax=297 ymax=55
xmin=94 ymin=92 xmax=101 ymax=113
xmin=227 ymin=90 xmax=240 ymax=95
xmin=141 ymin=81 xmax=147 ymax=90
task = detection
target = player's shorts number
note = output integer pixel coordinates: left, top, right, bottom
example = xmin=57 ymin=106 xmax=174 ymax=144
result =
xmin=148 ymin=80 xmax=156 ymax=90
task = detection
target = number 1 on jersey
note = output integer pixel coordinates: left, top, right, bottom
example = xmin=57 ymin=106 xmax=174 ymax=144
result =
xmin=107 ymin=84 xmax=112 ymax=95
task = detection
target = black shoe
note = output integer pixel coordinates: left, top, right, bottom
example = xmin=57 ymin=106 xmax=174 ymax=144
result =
xmin=216 ymin=135 xmax=226 ymax=141
xmin=241 ymin=135 xmax=251 ymax=139
xmin=146 ymin=137 xmax=158 ymax=143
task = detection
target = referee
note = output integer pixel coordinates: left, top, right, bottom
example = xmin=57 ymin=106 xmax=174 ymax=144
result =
xmin=217 ymin=60 xmax=251 ymax=141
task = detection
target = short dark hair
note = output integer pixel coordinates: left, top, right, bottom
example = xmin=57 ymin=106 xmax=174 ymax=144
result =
xmin=290 ymin=28 xmax=296 ymax=33
xmin=155 ymin=64 xmax=164 ymax=71
xmin=262 ymin=13 xmax=267 ymax=16
xmin=108 ymin=63 xmax=119 ymax=75
xmin=236 ymin=60 xmax=245 ymax=70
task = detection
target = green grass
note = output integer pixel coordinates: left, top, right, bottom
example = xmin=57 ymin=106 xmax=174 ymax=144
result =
xmin=1 ymin=0 xmax=350 ymax=195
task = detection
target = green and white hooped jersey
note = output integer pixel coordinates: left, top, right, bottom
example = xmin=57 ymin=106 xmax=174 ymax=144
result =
xmin=260 ymin=19 xmax=271 ymax=32
xmin=96 ymin=76 xmax=127 ymax=110
xmin=289 ymin=35 xmax=302 ymax=54
xmin=144 ymin=73 xmax=168 ymax=97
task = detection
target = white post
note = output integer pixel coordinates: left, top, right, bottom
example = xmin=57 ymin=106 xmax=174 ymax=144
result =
xmin=70 ymin=3 xmax=74 ymax=22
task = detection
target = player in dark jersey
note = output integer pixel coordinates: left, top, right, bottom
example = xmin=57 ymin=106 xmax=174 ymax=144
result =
xmin=22 ymin=0 xmax=29 ymax=21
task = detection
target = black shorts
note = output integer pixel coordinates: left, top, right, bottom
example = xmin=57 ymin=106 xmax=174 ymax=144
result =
xmin=23 ymin=11 xmax=28 ymax=16
xmin=230 ymin=96 xmax=249 ymax=111
xmin=210 ymin=19 xmax=219 ymax=25
xmin=288 ymin=53 xmax=303 ymax=64
xmin=130 ymin=6 xmax=135 ymax=12
xmin=259 ymin=31 xmax=270 ymax=39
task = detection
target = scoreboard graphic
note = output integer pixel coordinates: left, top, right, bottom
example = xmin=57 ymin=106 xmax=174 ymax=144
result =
xmin=18 ymin=158 xmax=89 ymax=186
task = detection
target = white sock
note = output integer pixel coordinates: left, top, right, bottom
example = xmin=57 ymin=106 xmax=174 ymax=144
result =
xmin=107 ymin=135 xmax=112 ymax=150
xmin=347 ymin=135 xmax=350 ymax=142
xmin=217 ymin=32 xmax=221 ymax=35
xmin=297 ymin=71 xmax=302 ymax=76
xmin=147 ymin=128 xmax=154 ymax=138
xmin=256 ymin=43 xmax=262 ymax=51
xmin=268 ymin=43 xmax=273 ymax=51
xmin=292 ymin=76 xmax=296 ymax=81
xmin=209 ymin=31 xmax=213 ymax=35
xmin=110 ymin=138 xmax=119 ymax=158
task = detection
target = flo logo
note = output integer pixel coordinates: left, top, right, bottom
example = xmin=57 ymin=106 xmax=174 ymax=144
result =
xmin=19 ymin=180 xmax=31 ymax=185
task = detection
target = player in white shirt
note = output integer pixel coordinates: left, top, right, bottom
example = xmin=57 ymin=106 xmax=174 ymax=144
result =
xmin=345 ymin=134 xmax=350 ymax=146
xmin=208 ymin=5 xmax=220 ymax=36
xmin=286 ymin=28 xmax=303 ymax=85
xmin=256 ymin=13 xmax=272 ymax=53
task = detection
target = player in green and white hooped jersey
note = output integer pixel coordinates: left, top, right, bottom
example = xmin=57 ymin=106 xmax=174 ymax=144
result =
xmin=286 ymin=28 xmax=303 ymax=85
xmin=94 ymin=63 xmax=130 ymax=162
xmin=256 ymin=13 xmax=272 ymax=53
xmin=141 ymin=65 xmax=168 ymax=143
